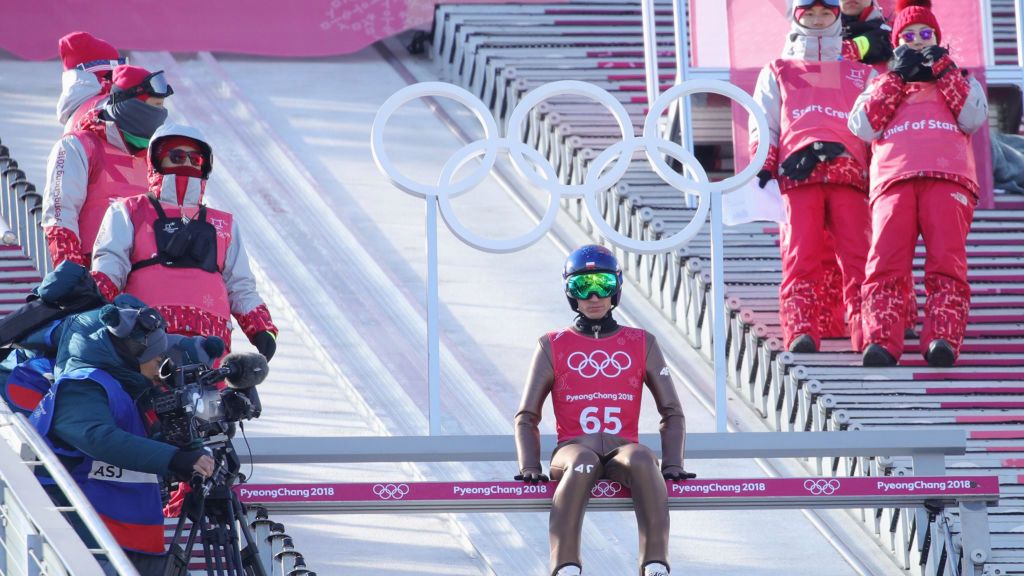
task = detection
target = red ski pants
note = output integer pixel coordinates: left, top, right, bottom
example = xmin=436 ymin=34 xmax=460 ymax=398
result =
xmin=861 ymin=179 xmax=975 ymax=360
xmin=779 ymin=183 xmax=870 ymax=351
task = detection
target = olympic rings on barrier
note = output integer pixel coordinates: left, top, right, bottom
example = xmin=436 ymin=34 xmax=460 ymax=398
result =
xmin=591 ymin=481 xmax=623 ymax=498
xmin=803 ymin=479 xmax=841 ymax=496
xmin=371 ymin=79 xmax=770 ymax=255
xmin=566 ymin=350 xmax=632 ymax=379
xmin=373 ymin=483 xmax=411 ymax=500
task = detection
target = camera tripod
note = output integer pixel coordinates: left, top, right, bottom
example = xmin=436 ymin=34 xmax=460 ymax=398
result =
xmin=164 ymin=443 xmax=266 ymax=576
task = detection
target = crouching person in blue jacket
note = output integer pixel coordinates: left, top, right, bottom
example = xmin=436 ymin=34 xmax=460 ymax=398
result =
xmin=31 ymin=301 xmax=214 ymax=575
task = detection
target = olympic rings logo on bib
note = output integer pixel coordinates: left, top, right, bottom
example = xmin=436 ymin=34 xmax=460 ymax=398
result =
xmin=371 ymin=80 xmax=770 ymax=255
xmin=567 ymin=350 xmax=632 ymax=379
xmin=373 ymin=483 xmax=411 ymax=500
xmin=803 ymin=479 xmax=841 ymax=496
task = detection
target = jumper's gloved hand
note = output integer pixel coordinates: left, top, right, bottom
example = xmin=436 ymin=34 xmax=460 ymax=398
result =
xmin=514 ymin=468 xmax=549 ymax=483
xmin=892 ymin=45 xmax=925 ymax=81
xmin=251 ymin=331 xmax=276 ymax=362
xmin=779 ymin=142 xmax=845 ymax=181
xmin=921 ymin=45 xmax=949 ymax=67
xmin=662 ymin=466 xmax=698 ymax=481
xmin=756 ymin=169 xmax=773 ymax=189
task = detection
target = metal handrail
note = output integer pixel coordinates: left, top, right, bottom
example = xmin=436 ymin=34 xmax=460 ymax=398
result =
xmin=3 ymin=412 xmax=140 ymax=575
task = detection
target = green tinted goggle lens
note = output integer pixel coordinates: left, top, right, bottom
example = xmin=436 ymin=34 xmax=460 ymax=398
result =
xmin=567 ymin=272 xmax=619 ymax=299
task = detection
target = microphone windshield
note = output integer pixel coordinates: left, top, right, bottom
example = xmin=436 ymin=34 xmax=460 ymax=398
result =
xmin=221 ymin=352 xmax=269 ymax=390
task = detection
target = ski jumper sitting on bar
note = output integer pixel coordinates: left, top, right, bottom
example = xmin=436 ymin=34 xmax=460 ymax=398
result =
xmin=513 ymin=245 xmax=694 ymax=576
xmin=848 ymin=0 xmax=988 ymax=367
xmin=750 ymin=0 xmax=873 ymax=355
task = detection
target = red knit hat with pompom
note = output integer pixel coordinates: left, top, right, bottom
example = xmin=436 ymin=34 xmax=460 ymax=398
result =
xmin=891 ymin=0 xmax=941 ymax=46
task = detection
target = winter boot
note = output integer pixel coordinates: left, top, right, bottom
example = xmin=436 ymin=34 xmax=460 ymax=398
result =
xmin=643 ymin=561 xmax=670 ymax=576
xmin=789 ymin=334 xmax=817 ymax=353
xmin=553 ymin=564 xmax=582 ymax=576
xmin=925 ymin=339 xmax=956 ymax=367
xmin=862 ymin=343 xmax=897 ymax=367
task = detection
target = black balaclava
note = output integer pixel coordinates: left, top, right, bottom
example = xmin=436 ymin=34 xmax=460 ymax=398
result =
xmin=105 ymin=98 xmax=168 ymax=145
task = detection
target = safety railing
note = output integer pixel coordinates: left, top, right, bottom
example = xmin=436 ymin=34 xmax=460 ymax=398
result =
xmin=0 ymin=137 xmax=52 ymax=278
xmin=0 ymin=409 xmax=138 ymax=575
xmin=236 ymin=430 xmax=999 ymax=576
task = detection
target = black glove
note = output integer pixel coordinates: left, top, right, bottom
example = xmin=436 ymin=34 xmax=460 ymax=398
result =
xmin=662 ymin=466 xmax=698 ymax=481
xmin=780 ymin=142 xmax=845 ymax=181
xmin=779 ymin=147 xmax=818 ymax=181
xmin=514 ymin=469 xmax=549 ymax=483
xmin=892 ymin=44 xmax=925 ymax=81
xmin=251 ymin=331 xmax=276 ymax=362
xmin=855 ymin=26 xmax=894 ymax=64
xmin=756 ymin=169 xmax=773 ymax=189
xmin=921 ymin=45 xmax=950 ymax=67
xmin=169 ymin=448 xmax=209 ymax=479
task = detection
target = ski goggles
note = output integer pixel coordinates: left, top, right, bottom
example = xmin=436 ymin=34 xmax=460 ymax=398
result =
xmin=900 ymin=28 xmax=934 ymax=43
xmin=110 ymin=70 xmax=174 ymax=103
xmin=167 ymin=149 xmax=205 ymax=166
xmin=566 ymin=272 xmax=619 ymax=300
xmin=794 ymin=0 xmax=839 ymax=6
xmin=76 ymin=57 xmax=128 ymax=74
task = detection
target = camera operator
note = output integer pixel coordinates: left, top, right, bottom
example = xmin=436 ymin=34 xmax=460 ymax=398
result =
xmin=31 ymin=302 xmax=214 ymax=575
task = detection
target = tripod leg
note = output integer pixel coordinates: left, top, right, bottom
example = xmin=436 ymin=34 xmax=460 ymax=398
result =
xmin=230 ymin=492 xmax=268 ymax=576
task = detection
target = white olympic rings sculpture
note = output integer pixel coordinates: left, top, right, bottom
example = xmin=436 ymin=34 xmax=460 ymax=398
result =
xmin=566 ymin=350 xmax=632 ymax=379
xmin=371 ymin=79 xmax=769 ymax=255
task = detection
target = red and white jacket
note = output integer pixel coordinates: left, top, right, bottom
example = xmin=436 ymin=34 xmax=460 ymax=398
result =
xmin=750 ymin=15 xmax=872 ymax=193
xmin=90 ymin=123 xmax=276 ymax=346
xmin=847 ymin=56 xmax=988 ymax=199
xmin=41 ymin=109 xmax=150 ymax=268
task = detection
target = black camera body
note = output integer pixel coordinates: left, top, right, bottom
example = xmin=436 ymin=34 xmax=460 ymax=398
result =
xmin=153 ymin=355 xmax=266 ymax=447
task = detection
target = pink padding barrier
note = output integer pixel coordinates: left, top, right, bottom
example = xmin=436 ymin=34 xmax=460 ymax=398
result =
xmin=0 ymin=0 xmax=563 ymax=61
xmin=235 ymin=476 xmax=999 ymax=505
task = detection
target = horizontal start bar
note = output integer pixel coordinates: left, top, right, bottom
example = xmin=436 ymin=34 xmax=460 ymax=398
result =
xmin=234 ymin=476 xmax=1000 ymax=515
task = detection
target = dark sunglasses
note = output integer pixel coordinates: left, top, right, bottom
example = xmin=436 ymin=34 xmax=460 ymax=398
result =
xmin=901 ymin=28 xmax=935 ymax=42
xmin=109 ymin=70 xmax=174 ymax=104
xmin=167 ymin=149 xmax=205 ymax=167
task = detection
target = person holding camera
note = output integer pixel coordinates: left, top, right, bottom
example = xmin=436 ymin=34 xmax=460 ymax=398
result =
xmin=750 ymin=0 xmax=873 ymax=354
xmin=31 ymin=302 xmax=214 ymax=575
xmin=848 ymin=0 xmax=988 ymax=367
xmin=42 ymin=65 xmax=172 ymax=269
xmin=513 ymin=245 xmax=693 ymax=576
xmin=90 ymin=123 xmax=279 ymax=360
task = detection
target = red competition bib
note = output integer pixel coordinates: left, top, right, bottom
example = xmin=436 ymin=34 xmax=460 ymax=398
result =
xmin=549 ymin=327 xmax=646 ymax=443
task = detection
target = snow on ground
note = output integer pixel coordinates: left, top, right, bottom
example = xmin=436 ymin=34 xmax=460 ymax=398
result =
xmin=0 ymin=45 xmax=899 ymax=574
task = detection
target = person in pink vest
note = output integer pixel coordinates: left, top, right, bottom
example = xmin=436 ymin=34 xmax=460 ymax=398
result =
xmin=750 ymin=0 xmax=873 ymax=354
xmin=90 ymin=124 xmax=278 ymax=361
xmin=848 ymin=0 xmax=988 ymax=367
xmin=42 ymin=65 xmax=172 ymax=269
xmin=55 ymin=31 xmax=125 ymax=131
xmin=514 ymin=245 xmax=692 ymax=576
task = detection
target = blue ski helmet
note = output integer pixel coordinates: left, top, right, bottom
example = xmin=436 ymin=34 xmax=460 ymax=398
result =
xmin=563 ymin=244 xmax=623 ymax=311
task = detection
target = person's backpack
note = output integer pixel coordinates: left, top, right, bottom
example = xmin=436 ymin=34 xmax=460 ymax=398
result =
xmin=0 ymin=350 xmax=55 ymax=416
xmin=0 ymin=261 xmax=106 ymax=352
